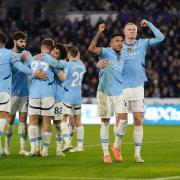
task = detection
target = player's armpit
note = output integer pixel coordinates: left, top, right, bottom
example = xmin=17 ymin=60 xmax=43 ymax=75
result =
xmin=33 ymin=71 xmax=48 ymax=80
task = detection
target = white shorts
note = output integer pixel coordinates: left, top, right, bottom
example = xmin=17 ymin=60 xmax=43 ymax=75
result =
xmin=10 ymin=96 xmax=28 ymax=115
xmin=63 ymin=103 xmax=81 ymax=116
xmin=120 ymin=86 xmax=144 ymax=113
xmin=28 ymin=97 xmax=54 ymax=116
xmin=54 ymin=101 xmax=63 ymax=120
xmin=97 ymin=91 xmax=127 ymax=118
xmin=0 ymin=92 xmax=11 ymax=112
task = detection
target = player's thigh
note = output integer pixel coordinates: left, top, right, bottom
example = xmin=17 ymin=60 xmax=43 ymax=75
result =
xmin=54 ymin=101 xmax=63 ymax=121
xmin=28 ymin=98 xmax=41 ymax=116
xmin=97 ymin=91 xmax=113 ymax=119
xmin=63 ymin=102 xmax=73 ymax=117
xmin=129 ymin=100 xmax=144 ymax=113
xmin=18 ymin=96 xmax=29 ymax=113
xmin=41 ymin=97 xmax=55 ymax=117
xmin=112 ymin=93 xmax=129 ymax=114
xmin=9 ymin=96 xmax=19 ymax=115
xmin=0 ymin=92 xmax=11 ymax=113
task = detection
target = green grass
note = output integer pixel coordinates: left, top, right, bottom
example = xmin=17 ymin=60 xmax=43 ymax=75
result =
xmin=0 ymin=125 xmax=180 ymax=180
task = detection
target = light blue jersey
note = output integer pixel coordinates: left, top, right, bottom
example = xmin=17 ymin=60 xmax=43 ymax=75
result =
xmin=11 ymin=50 xmax=33 ymax=97
xmin=53 ymin=61 xmax=67 ymax=103
xmin=63 ymin=60 xmax=86 ymax=105
xmin=29 ymin=53 xmax=65 ymax=99
xmin=0 ymin=48 xmax=32 ymax=94
xmin=121 ymin=22 xmax=165 ymax=89
xmin=98 ymin=47 xmax=124 ymax=96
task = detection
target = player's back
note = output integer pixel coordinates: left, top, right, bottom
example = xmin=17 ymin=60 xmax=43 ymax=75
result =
xmin=11 ymin=50 xmax=32 ymax=97
xmin=29 ymin=54 xmax=55 ymax=99
xmin=63 ymin=60 xmax=86 ymax=105
xmin=121 ymin=39 xmax=150 ymax=88
xmin=0 ymin=48 xmax=15 ymax=93
xmin=98 ymin=47 xmax=124 ymax=96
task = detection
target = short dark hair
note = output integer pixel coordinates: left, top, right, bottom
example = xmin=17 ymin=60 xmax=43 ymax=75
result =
xmin=53 ymin=43 xmax=67 ymax=59
xmin=41 ymin=38 xmax=54 ymax=49
xmin=110 ymin=33 xmax=124 ymax=40
xmin=13 ymin=31 xmax=27 ymax=40
xmin=67 ymin=45 xmax=79 ymax=58
xmin=0 ymin=32 xmax=8 ymax=44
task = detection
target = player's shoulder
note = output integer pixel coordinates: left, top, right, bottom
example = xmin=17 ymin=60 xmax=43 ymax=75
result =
xmin=137 ymin=39 xmax=149 ymax=45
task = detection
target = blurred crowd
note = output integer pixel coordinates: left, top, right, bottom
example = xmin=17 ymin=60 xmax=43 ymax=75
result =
xmin=69 ymin=0 xmax=179 ymax=13
xmin=0 ymin=1 xmax=179 ymax=98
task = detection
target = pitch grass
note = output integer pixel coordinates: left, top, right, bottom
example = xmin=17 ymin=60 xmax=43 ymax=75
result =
xmin=0 ymin=125 xmax=180 ymax=180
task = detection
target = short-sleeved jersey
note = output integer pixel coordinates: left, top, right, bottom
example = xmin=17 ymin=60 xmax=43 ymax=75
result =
xmin=121 ymin=22 xmax=165 ymax=89
xmin=29 ymin=54 xmax=55 ymax=99
xmin=63 ymin=60 xmax=86 ymax=105
xmin=11 ymin=50 xmax=33 ymax=97
xmin=97 ymin=47 xmax=124 ymax=96
xmin=0 ymin=48 xmax=32 ymax=94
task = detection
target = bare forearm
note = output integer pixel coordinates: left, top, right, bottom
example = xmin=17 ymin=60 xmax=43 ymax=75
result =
xmin=88 ymin=31 xmax=101 ymax=55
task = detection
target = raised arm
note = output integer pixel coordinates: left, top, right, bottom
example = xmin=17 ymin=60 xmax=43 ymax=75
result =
xmin=88 ymin=23 xmax=106 ymax=55
xmin=140 ymin=19 xmax=165 ymax=47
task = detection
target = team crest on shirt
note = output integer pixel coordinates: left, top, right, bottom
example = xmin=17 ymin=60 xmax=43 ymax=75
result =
xmin=127 ymin=48 xmax=133 ymax=53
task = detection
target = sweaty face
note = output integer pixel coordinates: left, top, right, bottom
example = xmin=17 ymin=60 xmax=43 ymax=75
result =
xmin=110 ymin=36 xmax=124 ymax=52
xmin=15 ymin=39 xmax=26 ymax=51
xmin=124 ymin=24 xmax=137 ymax=39
xmin=50 ymin=48 xmax=60 ymax=59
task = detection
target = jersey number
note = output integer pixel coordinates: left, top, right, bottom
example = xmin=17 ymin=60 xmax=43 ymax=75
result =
xmin=71 ymin=71 xmax=84 ymax=87
xmin=31 ymin=61 xmax=49 ymax=72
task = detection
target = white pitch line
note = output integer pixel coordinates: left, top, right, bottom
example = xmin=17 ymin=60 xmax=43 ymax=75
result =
xmin=149 ymin=176 xmax=180 ymax=180
xmin=0 ymin=176 xmax=180 ymax=180
xmin=84 ymin=139 xmax=180 ymax=148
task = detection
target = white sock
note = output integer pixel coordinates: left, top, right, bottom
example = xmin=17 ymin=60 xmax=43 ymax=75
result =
xmin=100 ymin=122 xmax=109 ymax=156
xmin=77 ymin=126 xmax=84 ymax=149
xmin=42 ymin=132 xmax=51 ymax=153
xmin=4 ymin=123 xmax=14 ymax=148
xmin=61 ymin=122 xmax=70 ymax=145
xmin=18 ymin=123 xmax=27 ymax=150
xmin=113 ymin=120 xmax=128 ymax=149
xmin=0 ymin=118 xmax=6 ymax=147
xmin=69 ymin=125 xmax=76 ymax=137
xmin=56 ymin=134 xmax=63 ymax=150
xmin=134 ymin=125 xmax=143 ymax=156
xmin=28 ymin=125 xmax=37 ymax=153
xmin=36 ymin=124 xmax=42 ymax=152
xmin=55 ymin=125 xmax=62 ymax=150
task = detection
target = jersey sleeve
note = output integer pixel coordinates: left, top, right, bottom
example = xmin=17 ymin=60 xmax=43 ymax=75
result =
xmin=144 ymin=22 xmax=165 ymax=48
xmin=43 ymin=55 xmax=65 ymax=69
xmin=10 ymin=51 xmax=32 ymax=75
xmin=99 ymin=47 xmax=109 ymax=59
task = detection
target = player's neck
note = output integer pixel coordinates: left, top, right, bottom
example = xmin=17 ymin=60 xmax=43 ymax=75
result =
xmin=125 ymin=38 xmax=136 ymax=45
xmin=0 ymin=44 xmax=5 ymax=48
xmin=12 ymin=47 xmax=19 ymax=52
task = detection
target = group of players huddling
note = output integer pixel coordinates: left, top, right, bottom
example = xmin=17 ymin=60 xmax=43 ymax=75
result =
xmin=0 ymin=18 xmax=164 ymax=163
xmin=0 ymin=32 xmax=86 ymax=157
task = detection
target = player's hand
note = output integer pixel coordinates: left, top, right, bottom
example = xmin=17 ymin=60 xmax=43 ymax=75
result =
xmin=97 ymin=60 xmax=108 ymax=69
xmin=21 ymin=51 xmax=29 ymax=62
xmin=140 ymin=19 xmax=149 ymax=27
xmin=33 ymin=71 xmax=48 ymax=80
xmin=98 ymin=23 xmax=106 ymax=32
xmin=33 ymin=53 xmax=44 ymax=60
